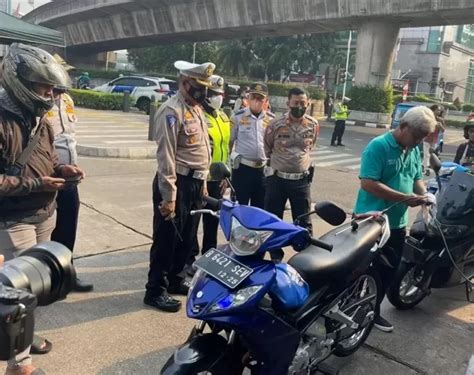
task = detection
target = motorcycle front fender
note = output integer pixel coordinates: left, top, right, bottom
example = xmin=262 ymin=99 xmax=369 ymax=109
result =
xmin=160 ymin=333 xmax=229 ymax=375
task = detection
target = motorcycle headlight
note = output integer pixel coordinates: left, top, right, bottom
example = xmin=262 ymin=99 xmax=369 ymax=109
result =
xmin=229 ymin=217 xmax=273 ymax=256
xmin=209 ymin=285 xmax=263 ymax=312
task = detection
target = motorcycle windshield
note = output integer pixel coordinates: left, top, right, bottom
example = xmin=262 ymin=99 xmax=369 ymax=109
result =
xmin=435 ymin=170 xmax=474 ymax=225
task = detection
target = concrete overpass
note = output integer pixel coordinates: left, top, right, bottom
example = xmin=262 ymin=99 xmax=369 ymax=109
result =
xmin=24 ymin=0 xmax=474 ymax=87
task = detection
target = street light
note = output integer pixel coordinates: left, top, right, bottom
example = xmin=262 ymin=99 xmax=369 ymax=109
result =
xmin=342 ymin=30 xmax=352 ymax=100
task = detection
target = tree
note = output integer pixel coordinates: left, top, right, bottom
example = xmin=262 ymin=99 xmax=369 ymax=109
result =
xmin=128 ymin=42 xmax=218 ymax=73
xmin=215 ymin=40 xmax=255 ymax=78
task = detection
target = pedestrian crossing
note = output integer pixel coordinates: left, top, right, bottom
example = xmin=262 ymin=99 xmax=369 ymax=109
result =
xmin=310 ymin=145 xmax=361 ymax=171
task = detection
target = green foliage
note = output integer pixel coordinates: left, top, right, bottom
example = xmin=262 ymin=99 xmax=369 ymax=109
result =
xmin=68 ymin=89 xmax=131 ymax=110
xmin=128 ymin=33 xmax=337 ymax=81
xmin=445 ymin=119 xmax=468 ymax=128
xmin=128 ymin=42 xmax=219 ymax=74
xmin=229 ymin=80 xmax=324 ymax=99
xmin=462 ymin=103 xmax=474 ymax=112
xmin=348 ymin=85 xmax=393 ymax=113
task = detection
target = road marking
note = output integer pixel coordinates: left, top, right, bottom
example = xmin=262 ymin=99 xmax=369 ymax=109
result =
xmin=103 ymin=140 xmax=154 ymax=144
xmin=77 ymin=134 xmax=147 ymax=138
xmin=310 ymin=150 xmax=334 ymax=156
xmin=312 ymin=153 xmax=352 ymax=161
xmin=316 ymin=157 xmax=361 ymax=167
xmin=346 ymin=164 xmax=361 ymax=170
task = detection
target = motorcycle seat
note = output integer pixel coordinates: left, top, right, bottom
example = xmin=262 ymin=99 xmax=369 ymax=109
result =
xmin=288 ymin=220 xmax=383 ymax=286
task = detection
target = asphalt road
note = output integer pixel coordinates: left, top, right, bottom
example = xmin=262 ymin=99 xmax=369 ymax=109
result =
xmin=1 ymin=116 xmax=471 ymax=375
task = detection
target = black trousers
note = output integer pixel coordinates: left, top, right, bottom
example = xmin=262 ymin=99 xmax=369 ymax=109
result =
xmin=264 ymin=175 xmax=313 ymax=261
xmin=331 ymin=120 xmax=346 ymax=145
xmin=232 ymin=164 xmax=265 ymax=208
xmin=51 ymin=184 xmax=80 ymax=251
xmin=374 ymin=228 xmax=406 ymax=316
xmin=187 ymin=180 xmax=223 ymax=270
xmin=146 ymin=174 xmax=203 ymax=297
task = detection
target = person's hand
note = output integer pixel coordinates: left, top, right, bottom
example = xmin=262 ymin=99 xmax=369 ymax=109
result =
xmin=405 ymin=194 xmax=428 ymax=207
xmin=0 ymin=254 xmax=4 ymax=266
xmin=60 ymin=165 xmax=85 ymax=179
xmin=219 ymin=179 xmax=228 ymax=196
xmin=159 ymin=200 xmax=176 ymax=221
xmin=41 ymin=176 xmax=65 ymax=191
xmin=203 ymin=184 xmax=209 ymax=197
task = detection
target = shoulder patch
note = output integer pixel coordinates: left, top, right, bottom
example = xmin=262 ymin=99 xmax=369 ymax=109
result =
xmin=266 ymin=111 xmax=275 ymax=118
xmin=234 ymin=108 xmax=246 ymax=116
xmin=166 ymin=114 xmax=178 ymax=128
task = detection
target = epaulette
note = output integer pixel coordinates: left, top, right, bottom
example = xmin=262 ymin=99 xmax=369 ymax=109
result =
xmin=266 ymin=111 xmax=275 ymax=118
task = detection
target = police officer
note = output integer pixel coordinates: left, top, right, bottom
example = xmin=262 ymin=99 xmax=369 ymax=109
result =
xmin=144 ymin=60 xmax=214 ymax=313
xmin=229 ymin=83 xmax=274 ymax=208
xmin=48 ymin=87 xmax=93 ymax=292
xmin=330 ymin=97 xmax=350 ymax=146
xmin=186 ymin=75 xmax=231 ymax=271
xmin=264 ymin=87 xmax=319 ymax=262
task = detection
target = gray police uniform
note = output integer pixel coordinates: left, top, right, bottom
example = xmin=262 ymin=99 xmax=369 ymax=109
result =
xmin=146 ymin=90 xmax=211 ymax=297
xmin=264 ymin=113 xmax=319 ymax=261
xmin=230 ymin=107 xmax=274 ymax=208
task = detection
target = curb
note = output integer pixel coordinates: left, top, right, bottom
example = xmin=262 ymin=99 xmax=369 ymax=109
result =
xmin=346 ymin=120 xmax=390 ymax=129
xmin=77 ymin=144 xmax=156 ymax=159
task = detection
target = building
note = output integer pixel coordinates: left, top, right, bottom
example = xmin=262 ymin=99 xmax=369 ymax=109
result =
xmin=393 ymin=25 xmax=474 ymax=104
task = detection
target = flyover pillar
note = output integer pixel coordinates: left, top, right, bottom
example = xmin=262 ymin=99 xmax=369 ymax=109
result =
xmin=354 ymin=21 xmax=400 ymax=87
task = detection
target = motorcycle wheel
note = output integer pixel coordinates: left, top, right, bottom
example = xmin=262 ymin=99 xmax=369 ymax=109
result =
xmin=334 ymin=274 xmax=377 ymax=357
xmin=387 ymin=262 xmax=427 ymax=310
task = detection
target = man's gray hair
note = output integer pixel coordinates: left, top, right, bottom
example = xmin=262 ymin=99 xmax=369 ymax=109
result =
xmin=400 ymin=106 xmax=437 ymax=134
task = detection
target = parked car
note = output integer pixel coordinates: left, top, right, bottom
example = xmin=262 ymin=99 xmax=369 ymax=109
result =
xmin=223 ymin=83 xmax=240 ymax=107
xmin=93 ymin=76 xmax=177 ymax=113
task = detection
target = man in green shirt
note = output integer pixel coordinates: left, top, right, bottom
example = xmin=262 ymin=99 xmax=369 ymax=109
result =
xmin=354 ymin=106 xmax=437 ymax=332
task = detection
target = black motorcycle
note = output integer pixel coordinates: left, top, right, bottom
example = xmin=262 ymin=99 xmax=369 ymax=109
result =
xmin=387 ymin=153 xmax=474 ymax=308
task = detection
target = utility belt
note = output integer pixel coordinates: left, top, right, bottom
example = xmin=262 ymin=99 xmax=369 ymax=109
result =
xmin=272 ymin=165 xmax=315 ymax=182
xmin=231 ymin=153 xmax=265 ymax=169
xmin=176 ymin=164 xmax=209 ymax=180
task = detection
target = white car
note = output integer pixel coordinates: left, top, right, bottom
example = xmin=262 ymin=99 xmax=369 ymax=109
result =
xmin=93 ymin=76 xmax=177 ymax=113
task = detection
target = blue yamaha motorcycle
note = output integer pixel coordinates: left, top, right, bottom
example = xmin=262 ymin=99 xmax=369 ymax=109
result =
xmin=161 ymin=164 xmax=391 ymax=375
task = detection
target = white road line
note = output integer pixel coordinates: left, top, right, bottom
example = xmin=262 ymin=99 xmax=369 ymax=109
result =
xmin=345 ymin=164 xmax=361 ymax=170
xmin=312 ymin=153 xmax=352 ymax=161
xmin=309 ymin=150 xmax=334 ymax=156
xmin=77 ymin=121 xmax=119 ymax=124
xmin=102 ymin=140 xmax=154 ymax=144
xmin=316 ymin=157 xmax=361 ymax=167
xmin=76 ymin=129 xmax=148 ymax=134
xmin=77 ymin=134 xmax=144 ymax=139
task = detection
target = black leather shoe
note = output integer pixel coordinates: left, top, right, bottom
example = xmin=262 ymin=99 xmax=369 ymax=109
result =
xmin=144 ymin=294 xmax=181 ymax=312
xmin=168 ymin=279 xmax=191 ymax=296
xmin=337 ymin=143 xmax=346 ymax=147
xmin=72 ymin=278 xmax=94 ymax=292
xmin=330 ymin=143 xmax=337 ymax=147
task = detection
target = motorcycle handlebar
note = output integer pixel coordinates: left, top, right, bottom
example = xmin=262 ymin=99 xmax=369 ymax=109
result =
xmin=309 ymin=237 xmax=333 ymax=251
xmin=203 ymin=196 xmax=221 ymax=210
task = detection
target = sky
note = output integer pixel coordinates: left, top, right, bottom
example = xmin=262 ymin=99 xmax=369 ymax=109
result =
xmin=11 ymin=0 xmax=50 ymax=14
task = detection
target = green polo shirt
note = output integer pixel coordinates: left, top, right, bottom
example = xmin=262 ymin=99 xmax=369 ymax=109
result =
xmin=354 ymin=131 xmax=422 ymax=229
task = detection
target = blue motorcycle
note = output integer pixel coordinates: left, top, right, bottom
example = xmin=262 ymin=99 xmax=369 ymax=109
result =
xmin=161 ymin=164 xmax=391 ymax=375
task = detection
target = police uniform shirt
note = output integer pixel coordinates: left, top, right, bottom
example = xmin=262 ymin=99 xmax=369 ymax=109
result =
xmin=264 ymin=113 xmax=319 ymax=173
xmin=230 ymin=107 xmax=274 ymax=162
xmin=153 ymin=92 xmax=211 ymax=202
xmin=47 ymin=93 xmax=78 ymax=165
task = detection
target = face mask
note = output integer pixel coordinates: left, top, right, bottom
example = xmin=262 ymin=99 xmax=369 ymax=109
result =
xmin=290 ymin=106 xmax=307 ymax=119
xmin=207 ymin=95 xmax=223 ymax=111
xmin=186 ymin=83 xmax=207 ymax=103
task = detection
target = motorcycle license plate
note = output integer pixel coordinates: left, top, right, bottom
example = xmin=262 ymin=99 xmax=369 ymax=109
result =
xmin=194 ymin=248 xmax=253 ymax=289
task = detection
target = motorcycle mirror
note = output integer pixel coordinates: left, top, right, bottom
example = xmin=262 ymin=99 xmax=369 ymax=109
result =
xmin=429 ymin=148 xmax=442 ymax=174
xmin=314 ymin=201 xmax=347 ymax=226
xmin=209 ymin=162 xmax=231 ymax=181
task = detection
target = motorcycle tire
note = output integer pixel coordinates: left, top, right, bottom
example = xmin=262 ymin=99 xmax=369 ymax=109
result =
xmin=387 ymin=262 xmax=427 ymax=310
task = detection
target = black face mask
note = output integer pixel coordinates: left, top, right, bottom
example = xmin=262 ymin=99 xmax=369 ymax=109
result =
xmin=290 ymin=106 xmax=307 ymax=119
xmin=186 ymin=84 xmax=207 ymax=103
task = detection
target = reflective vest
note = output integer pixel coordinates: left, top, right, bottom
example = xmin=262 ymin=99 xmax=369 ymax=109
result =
xmin=335 ymin=103 xmax=349 ymax=120
xmin=206 ymin=110 xmax=230 ymax=164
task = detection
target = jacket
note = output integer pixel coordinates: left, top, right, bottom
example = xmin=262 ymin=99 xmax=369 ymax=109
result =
xmin=0 ymin=89 xmax=59 ymax=223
